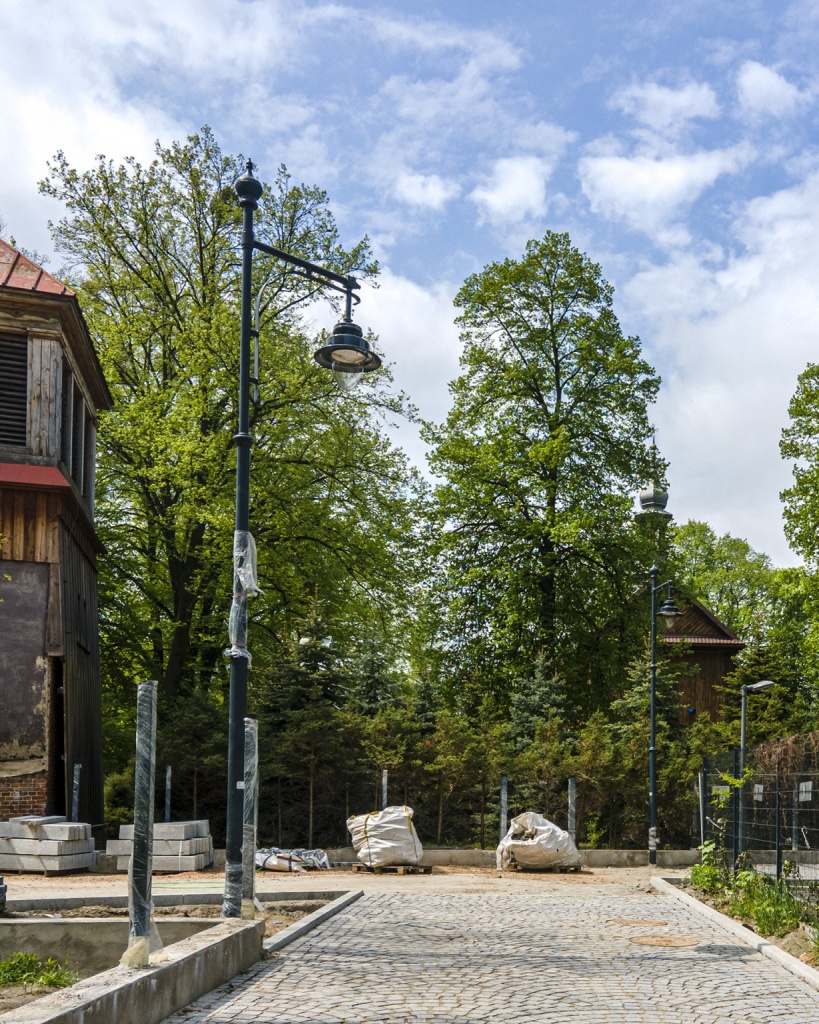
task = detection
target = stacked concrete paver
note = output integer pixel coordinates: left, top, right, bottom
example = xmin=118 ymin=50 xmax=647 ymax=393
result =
xmin=106 ymin=820 xmax=213 ymax=872
xmin=161 ymin=884 xmax=819 ymax=1023
xmin=0 ymin=816 xmax=96 ymax=873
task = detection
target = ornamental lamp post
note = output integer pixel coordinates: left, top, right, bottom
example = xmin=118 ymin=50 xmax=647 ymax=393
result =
xmin=648 ymin=565 xmax=682 ymax=866
xmin=222 ymin=161 xmax=380 ymax=918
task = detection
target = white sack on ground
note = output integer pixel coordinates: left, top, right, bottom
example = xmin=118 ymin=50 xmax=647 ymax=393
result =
xmin=255 ymin=847 xmax=330 ymax=872
xmin=347 ymin=805 xmax=423 ymax=867
xmin=497 ymin=811 xmax=581 ymax=870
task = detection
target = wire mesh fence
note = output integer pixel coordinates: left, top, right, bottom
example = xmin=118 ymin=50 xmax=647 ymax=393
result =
xmin=701 ymin=740 xmax=819 ymax=880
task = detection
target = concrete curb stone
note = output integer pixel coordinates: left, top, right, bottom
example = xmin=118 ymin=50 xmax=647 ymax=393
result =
xmin=651 ymin=875 xmax=819 ymax=996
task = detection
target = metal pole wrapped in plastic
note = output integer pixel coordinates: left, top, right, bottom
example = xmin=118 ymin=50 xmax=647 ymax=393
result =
xmin=381 ymin=769 xmax=388 ymax=810
xmin=499 ymin=774 xmax=508 ymax=844
xmin=71 ymin=764 xmax=81 ymax=823
xmin=242 ymin=717 xmax=259 ymax=919
xmin=123 ymin=680 xmax=158 ymax=967
xmin=567 ymin=776 xmax=577 ymax=842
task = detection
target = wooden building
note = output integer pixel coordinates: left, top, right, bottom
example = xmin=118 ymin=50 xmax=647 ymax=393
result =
xmin=662 ymin=601 xmax=745 ymax=723
xmin=0 ymin=240 xmax=112 ymax=836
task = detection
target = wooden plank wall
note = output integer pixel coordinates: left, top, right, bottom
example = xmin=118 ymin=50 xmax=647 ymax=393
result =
xmin=0 ymin=488 xmax=60 ymax=563
xmin=59 ymin=519 xmax=105 ymax=829
xmin=28 ymin=336 xmax=62 ymax=460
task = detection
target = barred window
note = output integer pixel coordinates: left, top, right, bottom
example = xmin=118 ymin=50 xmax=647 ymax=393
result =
xmin=0 ymin=333 xmax=28 ymax=447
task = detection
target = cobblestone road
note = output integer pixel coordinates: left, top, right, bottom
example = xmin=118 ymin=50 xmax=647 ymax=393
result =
xmin=161 ymin=884 xmax=819 ymax=1023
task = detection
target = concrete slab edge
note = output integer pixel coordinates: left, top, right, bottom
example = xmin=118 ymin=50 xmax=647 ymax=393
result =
xmin=263 ymin=889 xmax=364 ymax=953
xmin=10 ymin=917 xmax=264 ymax=1024
xmin=6 ymin=889 xmax=351 ymax=912
xmin=651 ymin=876 xmax=819 ymax=996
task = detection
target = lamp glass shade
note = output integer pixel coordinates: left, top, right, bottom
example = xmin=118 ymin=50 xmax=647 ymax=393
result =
xmin=333 ymin=368 xmax=362 ymax=392
xmin=658 ymin=597 xmax=682 ymax=628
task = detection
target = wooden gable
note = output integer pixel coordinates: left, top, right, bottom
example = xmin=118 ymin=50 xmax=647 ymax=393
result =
xmin=661 ymin=600 xmax=744 ymax=722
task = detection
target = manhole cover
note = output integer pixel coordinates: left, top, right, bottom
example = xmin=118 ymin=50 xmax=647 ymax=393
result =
xmin=608 ymin=919 xmax=667 ymax=927
xmin=629 ymin=935 xmax=699 ymax=947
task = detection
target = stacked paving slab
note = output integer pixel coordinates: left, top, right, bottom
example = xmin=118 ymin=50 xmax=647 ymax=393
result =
xmin=0 ymin=816 xmax=97 ymax=873
xmin=107 ymin=820 xmax=214 ymax=872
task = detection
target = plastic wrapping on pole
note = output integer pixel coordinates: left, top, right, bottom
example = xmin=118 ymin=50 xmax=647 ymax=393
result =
xmin=122 ymin=680 xmax=160 ymax=967
xmin=225 ymin=531 xmax=261 ymax=665
xmin=71 ymin=764 xmax=81 ymax=823
xmin=381 ymin=769 xmax=388 ymax=811
xmin=242 ymin=717 xmax=259 ymax=919
xmin=499 ymin=774 xmax=508 ymax=845
xmin=165 ymin=765 xmax=172 ymax=823
xmin=567 ymin=776 xmax=577 ymax=842
xmin=224 ymin=531 xmax=259 ymax=919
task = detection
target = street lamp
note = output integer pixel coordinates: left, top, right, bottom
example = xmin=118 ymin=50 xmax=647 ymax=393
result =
xmin=648 ymin=565 xmax=682 ymax=865
xmin=222 ymin=161 xmax=381 ymax=918
xmin=738 ymin=679 xmax=776 ymax=858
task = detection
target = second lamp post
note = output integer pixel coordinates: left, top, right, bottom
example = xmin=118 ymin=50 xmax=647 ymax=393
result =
xmin=648 ymin=565 xmax=681 ymax=865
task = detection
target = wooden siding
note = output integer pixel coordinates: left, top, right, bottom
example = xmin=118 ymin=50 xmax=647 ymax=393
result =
xmin=28 ymin=335 xmax=62 ymax=459
xmin=674 ymin=647 xmax=738 ymax=722
xmin=0 ymin=488 xmax=60 ymax=563
xmin=59 ymin=519 xmax=104 ymax=830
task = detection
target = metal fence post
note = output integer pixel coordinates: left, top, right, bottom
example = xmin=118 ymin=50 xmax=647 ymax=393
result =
xmin=381 ymin=769 xmax=388 ymax=810
xmin=499 ymin=774 xmax=508 ymax=843
xmin=242 ymin=717 xmax=259 ymax=919
xmin=732 ymin=746 xmax=740 ymax=869
xmin=125 ymin=680 xmax=158 ymax=967
xmin=164 ymin=765 xmax=172 ymax=823
xmin=775 ymin=756 xmax=782 ymax=880
xmin=71 ymin=764 xmax=81 ymax=823
xmin=567 ymin=776 xmax=576 ymax=843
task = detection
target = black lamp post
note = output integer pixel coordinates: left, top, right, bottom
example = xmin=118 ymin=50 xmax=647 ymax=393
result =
xmin=222 ymin=162 xmax=380 ymax=918
xmin=648 ymin=565 xmax=681 ymax=865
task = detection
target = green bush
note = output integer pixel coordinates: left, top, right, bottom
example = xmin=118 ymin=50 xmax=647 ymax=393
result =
xmin=0 ymin=952 xmax=77 ymax=989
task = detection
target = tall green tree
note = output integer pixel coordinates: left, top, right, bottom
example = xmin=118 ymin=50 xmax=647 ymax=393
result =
xmin=670 ymin=520 xmax=773 ymax=638
xmin=422 ymin=232 xmax=661 ymax=707
xmin=41 ymin=131 xmax=420 ymax=761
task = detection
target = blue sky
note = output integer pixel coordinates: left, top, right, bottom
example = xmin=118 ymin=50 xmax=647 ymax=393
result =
xmin=3 ymin=0 xmax=819 ymax=565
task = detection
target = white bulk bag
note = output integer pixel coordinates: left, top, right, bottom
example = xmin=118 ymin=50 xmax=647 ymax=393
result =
xmin=497 ymin=811 xmax=581 ymax=870
xmin=347 ymin=805 xmax=423 ymax=867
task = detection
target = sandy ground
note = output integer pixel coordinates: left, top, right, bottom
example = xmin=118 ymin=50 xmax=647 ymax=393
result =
xmin=2 ymin=863 xmax=668 ymax=901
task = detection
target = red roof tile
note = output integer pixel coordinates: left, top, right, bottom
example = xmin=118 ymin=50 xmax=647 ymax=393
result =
xmin=0 ymin=238 xmax=73 ymax=296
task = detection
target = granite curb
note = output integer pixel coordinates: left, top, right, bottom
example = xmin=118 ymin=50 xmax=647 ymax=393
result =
xmin=263 ymin=888 xmax=363 ymax=952
xmin=651 ymin=875 xmax=819 ymax=995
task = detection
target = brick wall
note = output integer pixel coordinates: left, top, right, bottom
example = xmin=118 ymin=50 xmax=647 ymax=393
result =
xmin=0 ymin=772 xmax=47 ymax=820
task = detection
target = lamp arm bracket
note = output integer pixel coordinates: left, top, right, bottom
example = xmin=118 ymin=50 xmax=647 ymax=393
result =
xmin=251 ymin=240 xmax=360 ymax=306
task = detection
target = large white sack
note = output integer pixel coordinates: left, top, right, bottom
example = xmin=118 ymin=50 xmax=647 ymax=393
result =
xmin=347 ymin=805 xmax=423 ymax=867
xmin=497 ymin=811 xmax=581 ymax=870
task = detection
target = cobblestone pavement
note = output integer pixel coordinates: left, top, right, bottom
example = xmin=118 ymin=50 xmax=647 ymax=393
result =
xmin=161 ymin=885 xmax=819 ymax=1023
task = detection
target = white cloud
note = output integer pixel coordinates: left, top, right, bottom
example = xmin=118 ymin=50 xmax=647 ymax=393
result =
xmin=393 ymin=172 xmax=461 ymax=210
xmin=579 ymin=144 xmax=753 ymax=245
xmin=623 ymin=170 xmax=819 ymax=566
xmin=357 ymin=270 xmax=462 ymax=468
xmin=612 ymin=81 xmax=720 ymax=134
xmin=469 ymin=156 xmax=555 ymax=226
xmin=737 ymin=61 xmax=805 ymax=119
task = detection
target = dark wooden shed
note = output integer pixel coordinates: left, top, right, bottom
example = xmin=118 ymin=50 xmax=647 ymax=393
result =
xmin=661 ymin=600 xmax=745 ymax=723
xmin=0 ymin=239 xmax=112 ymax=838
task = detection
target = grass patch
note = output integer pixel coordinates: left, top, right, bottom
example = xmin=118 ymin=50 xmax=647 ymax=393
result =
xmin=0 ymin=952 xmax=77 ymax=990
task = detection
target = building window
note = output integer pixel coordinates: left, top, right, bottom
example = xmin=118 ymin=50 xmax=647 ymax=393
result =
xmin=0 ymin=333 xmax=28 ymax=447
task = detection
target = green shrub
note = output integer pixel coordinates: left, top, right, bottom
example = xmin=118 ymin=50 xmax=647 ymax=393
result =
xmin=0 ymin=952 xmax=77 ymax=989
